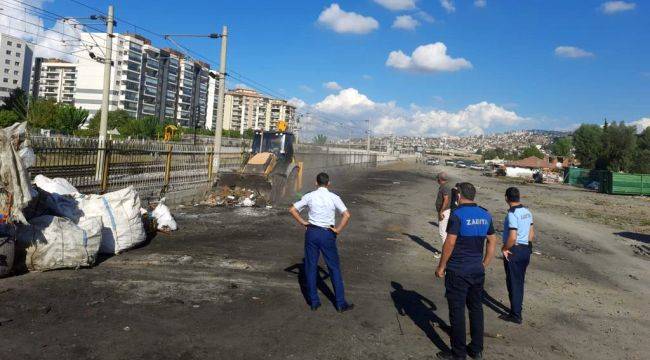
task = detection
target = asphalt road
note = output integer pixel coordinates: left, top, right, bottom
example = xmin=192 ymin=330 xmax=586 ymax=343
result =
xmin=0 ymin=162 xmax=648 ymax=360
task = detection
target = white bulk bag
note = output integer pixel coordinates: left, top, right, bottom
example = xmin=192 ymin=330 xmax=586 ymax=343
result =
xmin=33 ymin=174 xmax=80 ymax=196
xmin=78 ymin=186 xmax=146 ymax=254
xmin=15 ymin=215 xmax=102 ymax=271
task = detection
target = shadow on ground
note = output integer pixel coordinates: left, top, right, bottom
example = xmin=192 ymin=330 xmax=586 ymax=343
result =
xmin=284 ymin=262 xmax=336 ymax=307
xmin=390 ymin=281 xmax=450 ymax=352
xmin=403 ymin=233 xmax=440 ymax=254
xmin=615 ymin=232 xmax=650 ymax=244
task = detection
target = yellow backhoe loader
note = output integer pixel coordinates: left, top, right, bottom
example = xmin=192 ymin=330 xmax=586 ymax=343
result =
xmin=220 ymin=121 xmax=302 ymax=204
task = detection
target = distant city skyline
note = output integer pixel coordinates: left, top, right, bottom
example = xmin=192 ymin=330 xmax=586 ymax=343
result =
xmin=0 ymin=0 xmax=648 ymax=138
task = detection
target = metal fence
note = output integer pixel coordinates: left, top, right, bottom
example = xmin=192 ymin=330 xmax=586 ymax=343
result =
xmin=29 ymin=136 xmax=397 ymax=200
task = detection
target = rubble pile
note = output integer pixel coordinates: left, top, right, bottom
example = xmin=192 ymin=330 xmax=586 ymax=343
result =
xmin=203 ymin=186 xmax=268 ymax=208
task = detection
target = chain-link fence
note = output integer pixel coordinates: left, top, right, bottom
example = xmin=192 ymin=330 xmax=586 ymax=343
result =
xmin=29 ymin=136 xmax=399 ymax=200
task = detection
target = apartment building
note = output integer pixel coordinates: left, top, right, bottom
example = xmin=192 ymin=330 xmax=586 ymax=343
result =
xmin=31 ymin=58 xmax=77 ymax=104
xmin=0 ymin=33 xmax=33 ymax=103
xmin=223 ymin=88 xmax=296 ymax=134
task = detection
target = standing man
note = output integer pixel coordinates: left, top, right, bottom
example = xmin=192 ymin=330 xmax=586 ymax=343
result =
xmin=501 ymin=187 xmax=534 ymax=324
xmin=435 ymin=183 xmax=498 ymax=360
xmin=289 ymin=172 xmax=354 ymax=313
xmin=434 ymin=172 xmax=452 ymax=259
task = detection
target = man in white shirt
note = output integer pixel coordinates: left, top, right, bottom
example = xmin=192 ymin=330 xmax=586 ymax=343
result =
xmin=289 ymin=172 xmax=354 ymax=312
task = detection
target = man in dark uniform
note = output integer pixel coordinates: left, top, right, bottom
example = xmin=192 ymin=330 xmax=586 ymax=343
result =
xmin=436 ymin=183 xmax=498 ymax=360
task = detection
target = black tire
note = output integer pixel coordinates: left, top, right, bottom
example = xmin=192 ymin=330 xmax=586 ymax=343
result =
xmin=269 ymin=173 xmax=287 ymax=205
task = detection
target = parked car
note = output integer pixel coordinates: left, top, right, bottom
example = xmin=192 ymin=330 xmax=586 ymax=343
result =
xmin=470 ymin=164 xmax=483 ymax=171
xmin=445 ymin=160 xmax=456 ymax=166
xmin=455 ymin=161 xmax=467 ymax=168
xmin=482 ymin=166 xmax=496 ymax=177
xmin=426 ymin=158 xmax=440 ymax=166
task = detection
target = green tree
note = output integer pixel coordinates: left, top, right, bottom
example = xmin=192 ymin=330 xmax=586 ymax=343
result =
xmin=0 ymin=110 xmax=20 ymax=128
xmin=54 ymin=104 xmax=88 ymax=133
xmin=521 ymin=145 xmax=545 ymax=159
xmin=313 ymin=134 xmax=328 ymax=145
xmin=26 ymin=98 xmax=58 ymax=129
xmin=602 ymin=121 xmax=637 ymax=172
xmin=551 ymin=137 xmax=572 ymax=157
xmin=88 ymin=109 xmax=133 ymax=132
xmin=119 ymin=116 xmax=160 ymax=139
xmin=243 ymin=128 xmax=255 ymax=139
xmin=0 ymin=88 xmax=28 ymax=120
xmin=573 ymin=124 xmax=603 ymax=169
xmin=638 ymin=126 xmax=650 ymax=150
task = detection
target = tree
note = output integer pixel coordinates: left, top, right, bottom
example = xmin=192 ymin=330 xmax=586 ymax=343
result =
xmin=521 ymin=145 xmax=544 ymax=159
xmin=1 ymin=88 xmax=28 ymax=120
xmin=243 ymin=128 xmax=255 ymax=139
xmin=0 ymin=110 xmax=20 ymax=128
xmin=119 ymin=116 xmax=160 ymax=139
xmin=602 ymin=121 xmax=637 ymax=172
xmin=26 ymin=99 xmax=58 ymax=129
xmin=573 ymin=124 xmax=603 ymax=169
xmin=638 ymin=126 xmax=650 ymax=151
xmin=54 ymin=104 xmax=88 ymax=133
xmin=87 ymin=109 xmax=133 ymax=132
xmin=551 ymin=137 xmax=572 ymax=157
xmin=313 ymin=134 xmax=328 ymax=145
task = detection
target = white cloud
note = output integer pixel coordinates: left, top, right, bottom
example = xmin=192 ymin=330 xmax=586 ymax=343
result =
xmin=288 ymin=97 xmax=307 ymax=109
xmin=373 ymin=0 xmax=416 ymax=11
xmin=302 ymin=87 xmax=526 ymax=138
xmin=440 ymin=0 xmax=456 ymax=13
xmin=474 ymin=0 xmax=487 ymax=8
xmin=386 ymin=42 xmax=472 ymax=72
xmin=0 ymin=1 xmax=86 ymax=63
xmin=600 ymin=1 xmax=636 ymax=14
xmin=323 ymin=81 xmax=343 ymax=91
xmin=317 ymin=4 xmax=379 ymax=34
xmin=554 ymin=46 xmax=595 ymax=58
xmin=630 ymin=117 xmax=650 ymax=133
xmin=392 ymin=15 xmax=420 ymax=30
xmin=362 ymin=74 xmax=373 ymax=80
xmin=299 ymin=85 xmax=314 ymax=93
xmin=415 ymin=11 xmax=436 ymax=23
xmin=314 ymin=88 xmax=376 ymax=116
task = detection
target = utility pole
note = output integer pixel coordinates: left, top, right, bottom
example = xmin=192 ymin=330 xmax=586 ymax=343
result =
xmin=366 ymin=119 xmax=371 ymax=155
xmin=96 ymin=4 xmax=115 ymax=180
xmin=212 ymin=25 xmax=228 ymax=175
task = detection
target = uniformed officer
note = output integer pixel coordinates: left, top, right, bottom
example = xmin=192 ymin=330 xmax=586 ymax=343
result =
xmin=435 ymin=182 xmax=498 ymax=360
xmin=501 ymin=187 xmax=534 ymax=324
xmin=289 ymin=172 xmax=354 ymax=313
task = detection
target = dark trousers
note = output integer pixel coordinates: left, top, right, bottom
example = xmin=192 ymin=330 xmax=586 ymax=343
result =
xmin=304 ymin=226 xmax=347 ymax=308
xmin=445 ymin=271 xmax=485 ymax=359
xmin=503 ymin=244 xmax=531 ymax=319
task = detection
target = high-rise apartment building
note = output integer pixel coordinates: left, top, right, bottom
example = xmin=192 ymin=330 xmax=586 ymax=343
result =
xmin=223 ymin=88 xmax=297 ymax=134
xmin=0 ymin=33 xmax=33 ymax=103
xmin=31 ymin=58 xmax=77 ymax=104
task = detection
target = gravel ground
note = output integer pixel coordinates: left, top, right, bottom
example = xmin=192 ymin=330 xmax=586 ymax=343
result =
xmin=0 ymin=161 xmax=647 ymax=359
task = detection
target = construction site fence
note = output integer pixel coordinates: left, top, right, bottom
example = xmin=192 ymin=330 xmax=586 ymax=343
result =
xmin=28 ymin=136 xmax=397 ymax=200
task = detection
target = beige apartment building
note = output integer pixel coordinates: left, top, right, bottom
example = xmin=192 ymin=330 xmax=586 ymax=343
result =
xmin=31 ymin=58 xmax=77 ymax=104
xmin=223 ymin=88 xmax=296 ymax=134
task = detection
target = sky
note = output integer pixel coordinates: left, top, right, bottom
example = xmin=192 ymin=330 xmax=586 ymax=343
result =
xmin=1 ymin=0 xmax=648 ymax=138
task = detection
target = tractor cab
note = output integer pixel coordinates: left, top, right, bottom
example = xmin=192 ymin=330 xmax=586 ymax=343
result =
xmin=251 ymin=131 xmax=295 ymax=160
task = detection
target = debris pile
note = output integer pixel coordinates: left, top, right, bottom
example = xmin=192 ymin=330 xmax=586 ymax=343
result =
xmin=203 ymin=186 xmax=268 ymax=207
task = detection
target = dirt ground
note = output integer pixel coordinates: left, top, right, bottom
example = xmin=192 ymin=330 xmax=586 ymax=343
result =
xmin=0 ymin=161 xmax=648 ymax=360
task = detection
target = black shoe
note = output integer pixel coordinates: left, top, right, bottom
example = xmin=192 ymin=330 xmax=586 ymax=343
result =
xmin=467 ymin=346 xmax=483 ymax=360
xmin=436 ymin=351 xmax=461 ymax=360
xmin=336 ymin=303 xmax=355 ymax=313
xmin=310 ymin=304 xmax=321 ymax=311
xmin=499 ymin=313 xmax=522 ymax=324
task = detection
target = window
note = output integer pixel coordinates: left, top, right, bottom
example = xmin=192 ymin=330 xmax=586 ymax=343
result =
xmin=2 ymin=78 xmax=7 ymax=83
xmin=6 ymin=41 xmax=12 ymax=46
xmin=4 ymin=60 xmax=9 ymax=65
xmin=15 ymin=62 xmax=19 ymax=66
xmin=12 ymin=80 xmax=17 ymax=84
xmin=5 ymin=50 xmax=11 ymax=55
xmin=13 ymin=71 xmax=18 ymax=75
xmin=3 ymin=69 xmax=7 ymax=74
xmin=15 ymin=52 xmax=21 ymax=57
xmin=16 ymin=43 xmax=22 ymax=49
